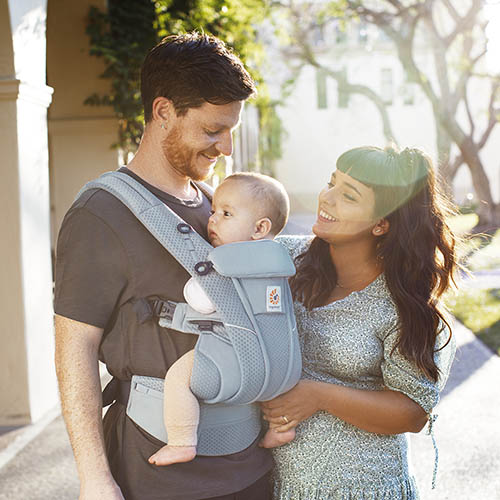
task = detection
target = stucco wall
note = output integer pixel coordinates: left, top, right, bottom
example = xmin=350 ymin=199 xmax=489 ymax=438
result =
xmin=47 ymin=0 xmax=118 ymax=243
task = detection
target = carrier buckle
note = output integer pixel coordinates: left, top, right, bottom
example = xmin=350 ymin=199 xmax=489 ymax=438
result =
xmin=190 ymin=319 xmax=224 ymax=332
xmin=152 ymin=300 xmax=177 ymax=321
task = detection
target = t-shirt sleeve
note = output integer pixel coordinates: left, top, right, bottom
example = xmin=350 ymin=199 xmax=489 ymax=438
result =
xmin=54 ymin=206 xmax=129 ymax=329
xmin=378 ymin=320 xmax=456 ymax=414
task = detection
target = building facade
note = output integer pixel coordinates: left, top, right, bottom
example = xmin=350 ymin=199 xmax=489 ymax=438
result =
xmin=267 ymin=19 xmax=500 ymax=214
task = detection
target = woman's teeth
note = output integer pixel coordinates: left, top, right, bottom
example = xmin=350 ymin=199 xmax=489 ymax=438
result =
xmin=320 ymin=210 xmax=337 ymax=222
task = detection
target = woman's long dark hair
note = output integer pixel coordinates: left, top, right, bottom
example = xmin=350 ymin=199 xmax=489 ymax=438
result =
xmin=290 ymin=147 xmax=459 ymax=382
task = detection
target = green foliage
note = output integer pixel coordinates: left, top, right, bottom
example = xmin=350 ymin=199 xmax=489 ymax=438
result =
xmin=85 ymin=0 xmax=158 ymax=154
xmin=444 ymin=216 xmax=500 ymax=356
xmin=85 ymin=0 xmax=281 ymax=169
xmin=446 ymin=288 xmax=500 ymax=356
xmin=255 ymin=94 xmax=284 ymax=176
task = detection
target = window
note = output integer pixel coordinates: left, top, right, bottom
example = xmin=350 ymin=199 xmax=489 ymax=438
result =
xmin=381 ymin=68 xmax=393 ymax=105
xmin=338 ymin=67 xmax=349 ymax=108
xmin=312 ymin=25 xmax=325 ymax=47
xmin=316 ymin=68 xmax=328 ymax=109
xmin=358 ymin=23 xmax=368 ymax=44
xmin=401 ymin=82 xmax=415 ymax=105
xmin=335 ymin=25 xmax=347 ymax=44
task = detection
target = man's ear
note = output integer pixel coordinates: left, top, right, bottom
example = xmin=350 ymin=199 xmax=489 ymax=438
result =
xmin=372 ymin=218 xmax=390 ymax=237
xmin=151 ymin=97 xmax=175 ymax=127
xmin=251 ymin=217 xmax=273 ymax=240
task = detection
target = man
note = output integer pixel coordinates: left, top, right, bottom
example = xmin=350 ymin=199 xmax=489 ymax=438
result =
xmin=54 ymin=33 xmax=273 ymax=500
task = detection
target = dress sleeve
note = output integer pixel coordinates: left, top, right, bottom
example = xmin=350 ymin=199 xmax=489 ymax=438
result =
xmin=54 ymin=207 xmax=129 ymax=329
xmin=275 ymin=235 xmax=312 ymax=261
xmin=379 ymin=321 xmax=456 ymax=414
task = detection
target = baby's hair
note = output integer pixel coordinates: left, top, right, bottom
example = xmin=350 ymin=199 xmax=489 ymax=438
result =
xmin=222 ymin=172 xmax=290 ymax=236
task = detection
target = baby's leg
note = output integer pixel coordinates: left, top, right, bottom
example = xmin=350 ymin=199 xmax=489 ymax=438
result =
xmin=148 ymin=349 xmax=199 ymax=466
xmin=259 ymin=421 xmax=296 ymax=449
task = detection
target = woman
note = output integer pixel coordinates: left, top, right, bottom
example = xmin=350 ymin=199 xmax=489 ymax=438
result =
xmin=261 ymin=146 xmax=458 ymax=499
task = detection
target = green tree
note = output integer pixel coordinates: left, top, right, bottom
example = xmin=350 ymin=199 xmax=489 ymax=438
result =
xmin=85 ymin=0 xmax=279 ymax=172
xmin=274 ymin=0 xmax=500 ymax=229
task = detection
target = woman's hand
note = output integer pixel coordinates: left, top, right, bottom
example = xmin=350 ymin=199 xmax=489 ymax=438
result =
xmin=260 ymin=379 xmax=322 ymax=432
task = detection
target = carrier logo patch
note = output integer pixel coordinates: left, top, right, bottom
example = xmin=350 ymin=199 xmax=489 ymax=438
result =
xmin=267 ymin=286 xmax=282 ymax=312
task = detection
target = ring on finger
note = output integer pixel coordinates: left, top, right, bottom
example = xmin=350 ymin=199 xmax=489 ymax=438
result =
xmin=281 ymin=415 xmax=289 ymax=424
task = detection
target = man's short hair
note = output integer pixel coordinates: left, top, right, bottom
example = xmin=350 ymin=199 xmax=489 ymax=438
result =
xmin=141 ymin=32 xmax=256 ymax=122
xmin=223 ymin=172 xmax=290 ymax=236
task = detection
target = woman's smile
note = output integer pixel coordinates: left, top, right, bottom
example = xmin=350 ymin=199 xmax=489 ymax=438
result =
xmin=318 ymin=209 xmax=338 ymax=222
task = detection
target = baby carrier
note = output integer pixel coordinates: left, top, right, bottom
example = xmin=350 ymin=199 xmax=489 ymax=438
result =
xmin=79 ymin=171 xmax=302 ymax=455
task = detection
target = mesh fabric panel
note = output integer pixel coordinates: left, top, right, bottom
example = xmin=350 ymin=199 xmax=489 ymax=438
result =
xmin=255 ymin=314 xmax=292 ymax=399
xmin=197 ymin=412 xmax=262 ymax=456
xmin=189 ymin=351 xmax=221 ymax=401
xmin=134 ymin=375 xmax=164 ymax=392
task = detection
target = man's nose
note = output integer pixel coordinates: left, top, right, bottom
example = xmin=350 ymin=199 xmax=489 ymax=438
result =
xmin=216 ymin=131 xmax=233 ymax=157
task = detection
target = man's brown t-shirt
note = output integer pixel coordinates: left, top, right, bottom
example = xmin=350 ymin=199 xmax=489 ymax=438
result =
xmin=54 ymin=168 xmax=272 ymax=500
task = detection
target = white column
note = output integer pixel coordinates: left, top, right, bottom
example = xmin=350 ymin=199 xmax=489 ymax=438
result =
xmin=0 ymin=0 xmax=57 ymax=425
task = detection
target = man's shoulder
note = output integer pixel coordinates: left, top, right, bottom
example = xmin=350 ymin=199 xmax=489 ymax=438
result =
xmin=68 ymin=186 xmax=136 ymax=225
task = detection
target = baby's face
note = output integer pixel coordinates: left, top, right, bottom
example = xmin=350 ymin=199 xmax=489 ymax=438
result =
xmin=208 ymin=180 xmax=262 ymax=247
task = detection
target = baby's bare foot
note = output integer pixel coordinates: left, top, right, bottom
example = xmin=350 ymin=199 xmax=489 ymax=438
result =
xmin=259 ymin=428 xmax=296 ymax=448
xmin=148 ymin=445 xmax=196 ymax=466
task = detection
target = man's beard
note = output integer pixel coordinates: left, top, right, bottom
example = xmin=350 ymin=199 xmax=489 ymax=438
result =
xmin=162 ymin=125 xmax=217 ymax=181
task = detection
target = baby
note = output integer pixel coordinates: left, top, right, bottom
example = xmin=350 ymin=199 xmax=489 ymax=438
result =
xmin=148 ymin=172 xmax=296 ymax=466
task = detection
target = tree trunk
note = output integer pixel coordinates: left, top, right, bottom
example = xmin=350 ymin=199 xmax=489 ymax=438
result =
xmin=459 ymin=138 xmax=498 ymax=229
xmin=435 ymin=121 xmax=454 ymax=199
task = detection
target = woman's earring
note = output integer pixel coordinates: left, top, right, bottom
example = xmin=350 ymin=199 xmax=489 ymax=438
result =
xmin=161 ymin=122 xmax=165 ymax=129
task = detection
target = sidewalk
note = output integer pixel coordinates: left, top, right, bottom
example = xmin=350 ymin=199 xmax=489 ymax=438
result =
xmin=1 ymin=214 xmax=499 ymax=499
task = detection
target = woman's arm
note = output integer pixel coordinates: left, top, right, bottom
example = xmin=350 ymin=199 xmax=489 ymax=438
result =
xmin=261 ymin=379 xmax=428 ymax=435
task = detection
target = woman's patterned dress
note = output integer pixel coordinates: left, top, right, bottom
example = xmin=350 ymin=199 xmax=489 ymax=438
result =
xmin=272 ymin=236 xmax=456 ymax=500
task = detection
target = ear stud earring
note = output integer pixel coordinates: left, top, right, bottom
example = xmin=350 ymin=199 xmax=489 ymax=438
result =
xmin=161 ymin=122 xmax=165 ymax=129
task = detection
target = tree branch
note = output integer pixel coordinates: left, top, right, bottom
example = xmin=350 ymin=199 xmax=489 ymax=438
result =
xmin=345 ymin=1 xmax=402 ymax=42
xmin=450 ymin=43 xmax=487 ymax=111
xmin=385 ymin=0 xmax=404 ymax=13
xmin=423 ymin=8 xmax=451 ymax=102
xmin=464 ymin=89 xmax=475 ymax=139
xmin=287 ymin=12 xmax=397 ymax=143
xmin=448 ymin=153 xmax=464 ymax=179
xmin=444 ymin=0 xmax=483 ymax=46
xmin=442 ymin=0 xmax=461 ymax=24
xmin=477 ymin=82 xmax=500 ymax=150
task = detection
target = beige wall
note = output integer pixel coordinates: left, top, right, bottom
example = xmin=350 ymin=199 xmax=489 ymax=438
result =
xmin=48 ymin=118 xmax=119 ymax=238
xmin=47 ymin=0 xmax=118 ymax=243
xmin=0 ymin=0 xmax=14 ymax=76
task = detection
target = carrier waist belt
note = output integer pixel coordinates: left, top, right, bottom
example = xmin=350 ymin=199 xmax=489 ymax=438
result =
xmin=102 ymin=376 xmax=262 ymax=456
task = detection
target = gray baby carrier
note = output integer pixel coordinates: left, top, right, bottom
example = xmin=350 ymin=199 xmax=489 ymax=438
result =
xmin=80 ymin=171 xmax=302 ymax=455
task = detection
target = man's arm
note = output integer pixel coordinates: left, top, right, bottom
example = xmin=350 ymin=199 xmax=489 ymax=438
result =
xmin=54 ymin=314 xmax=124 ymax=500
